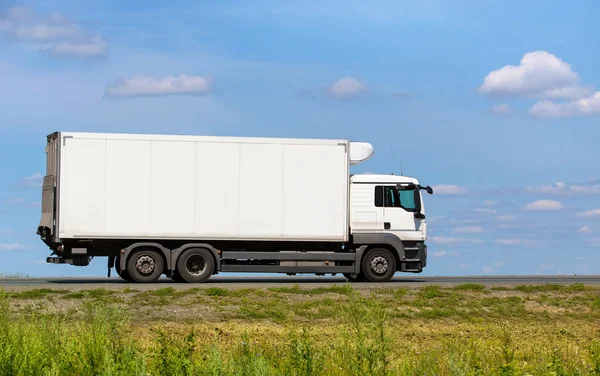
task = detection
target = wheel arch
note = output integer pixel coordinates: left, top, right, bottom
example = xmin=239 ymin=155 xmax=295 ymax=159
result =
xmin=119 ymin=242 xmax=171 ymax=273
xmin=352 ymin=233 xmax=405 ymax=272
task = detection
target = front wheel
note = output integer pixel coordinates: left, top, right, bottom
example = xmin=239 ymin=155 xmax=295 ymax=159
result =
xmin=361 ymin=248 xmax=396 ymax=282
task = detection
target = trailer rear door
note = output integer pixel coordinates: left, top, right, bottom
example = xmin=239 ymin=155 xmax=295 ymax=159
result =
xmin=38 ymin=133 xmax=60 ymax=239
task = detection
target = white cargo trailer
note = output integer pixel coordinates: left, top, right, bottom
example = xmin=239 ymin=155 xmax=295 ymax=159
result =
xmin=38 ymin=132 xmax=433 ymax=283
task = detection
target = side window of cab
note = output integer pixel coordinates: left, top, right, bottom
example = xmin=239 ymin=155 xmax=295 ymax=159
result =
xmin=374 ymin=186 xmax=417 ymax=212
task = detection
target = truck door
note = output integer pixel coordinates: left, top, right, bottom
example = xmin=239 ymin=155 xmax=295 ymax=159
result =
xmin=376 ymin=185 xmax=424 ymax=241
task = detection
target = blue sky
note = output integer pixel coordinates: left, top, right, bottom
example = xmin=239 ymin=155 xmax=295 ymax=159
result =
xmin=1 ymin=0 xmax=599 ymax=277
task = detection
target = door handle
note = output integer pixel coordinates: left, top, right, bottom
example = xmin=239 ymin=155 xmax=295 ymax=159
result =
xmin=384 ymin=222 xmax=391 ymax=230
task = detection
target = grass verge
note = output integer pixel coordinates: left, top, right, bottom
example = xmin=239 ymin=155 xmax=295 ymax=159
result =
xmin=0 ymin=283 xmax=599 ymax=375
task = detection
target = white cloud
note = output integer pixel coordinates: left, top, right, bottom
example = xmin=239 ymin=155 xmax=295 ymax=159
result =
xmin=453 ymin=226 xmax=484 ymax=234
xmin=493 ymin=261 xmax=504 ymax=267
xmin=431 ymin=184 xmax=468 ymax=195
xmin=495 ymin=238 xmax=542 ymax=247
xmin=483 ymin=200 xmax=497 ymax=206
xmin=496 ymin=239 xmax=521 ymax=246
xmin=524 ymin=199 xmax=563 ymax=211
xmin=525 ymin=180 xmax=600 ymax=196
xmin=19 ymin=173 xmax=43 ymax=187
xmin=430 ymin=237 xmax=483 ymax=246
xmin=9 ymin=19 xmax=80 ymax=43
xmin=475 ymin=208 xmax=497 ymax=214
xmin=327 ymin=77 xmax=368 ymax=99
xmin=482 ymin=266 xmax=494 ymax=274
xmin=577 ymin=226 xmax=591 ymax=234
xmin=587 ymin=239 xmax=600 ymax=247
xmin=498 ymin=224 xmax=514 ymax=230
xmin=496 ymin=215 xmax=516 ymax=221
xmin=432 ymin=251 xmax=447 ymax=258
xmin=0 ymin=243 xmax=30 ymax=251
xmin=491 ymin=104 xmax=512 ymax=115
xmin=539 ymin=264 xmax=554 ymax=271
xmin=540 ymin=86 xmax=595 ymax=100
xmin=427 ymin=215 xmax=446 ymax=223
xmin=529 ymin=92 xmax=600 ymax=119
xmin=460 ymin=263 xmax=468 ymax=269
xmin=105 ymin=75 xmax=214 ymax=98
xmin=576 ymin=209 xmax=600 ymax=218
xmin=42 ymin=34 xmax=107 ymax=58
xmin=0 ymin=7 xmax=107 ymax=59
xmin=479 ymin=51 xmax=590 ymax=100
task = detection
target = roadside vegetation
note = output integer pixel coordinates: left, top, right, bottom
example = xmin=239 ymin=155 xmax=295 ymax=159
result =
xmin=1 ymin=283 xmax=599 ymax=375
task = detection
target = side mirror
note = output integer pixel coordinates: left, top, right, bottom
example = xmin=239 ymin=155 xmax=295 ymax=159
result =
xmin=414 ymin=212 xmax=425 ymax=219
xmin=425 ymin=186 xmax=433 ymax=195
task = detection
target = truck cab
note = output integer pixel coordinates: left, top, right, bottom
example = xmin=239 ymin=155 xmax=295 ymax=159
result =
xmin=349 ymin=174 xmax=431 ymax=275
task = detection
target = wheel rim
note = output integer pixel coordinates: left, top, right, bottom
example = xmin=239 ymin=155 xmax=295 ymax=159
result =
xmin=135 ymin=255 xmax=156 ymax=275
xmin=370 ymin=255 xmax=389 ymax=275
xmin=185 ymin=254 xmax=207 ymax=276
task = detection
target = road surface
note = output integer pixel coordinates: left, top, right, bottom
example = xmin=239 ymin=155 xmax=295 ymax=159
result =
xmin=0 ymin=275 xmax=598 ymax=290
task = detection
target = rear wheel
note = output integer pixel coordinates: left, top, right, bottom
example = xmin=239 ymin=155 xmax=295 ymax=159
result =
xmin=126 ymin=248 xmax=165 ymax=283
xmin=361 ymin=248 xmax=396 ymax=282
xmin=176 ymin=248 xmax=214 ymax=283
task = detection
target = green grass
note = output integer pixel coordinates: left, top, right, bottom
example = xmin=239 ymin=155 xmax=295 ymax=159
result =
xmin=514 ymin=283 xmax=595 ymax=293
xmin=453 ymin=283 xmax=486 ymax=292
xmin=2 ymin=290 xmax=600 ymax=375
xmin=153 ymin=287 xmax=176 ymax=297
xmin=1 ymin=284 xmax=599 ymax=375
xmin=205 ymin=287 xmax=230 ymax=296
xmin=64 ymin=289 xmax=116 ymax=299
xmin=9 ymin=288 xmax=68 ymax=299
xmin=268 ymin=283 xmax=354 ymax=295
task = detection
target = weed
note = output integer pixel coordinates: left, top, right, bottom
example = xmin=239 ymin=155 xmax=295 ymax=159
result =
xmin=269 ymin=284 xmax=353 ymax=295
xmin=153 ymin=287 xmax=175 ymax=297
xmin=239 ymin=301 xmax=289 ymax=323
xmin=453 ymin=283 xmax=486 ymax=292
xmin=206 ymin=287 xmax=230 ymax=297
xmin=269 ymin=284 xmax=302 ymax=294
xmin=10 ymin=288 xmax=68 ymax=299
xmin=64 ymin=289 xmax=115 ymax=299
xmin=515 ymin=284 xmax=564 ymax=293
xmin=334 ymin=295 xmax=392 ymax=376
xmin=287 ymin=327 xmax=324 ymax=376
xmin=419 ymin=285 xmax=445 ymax=299
xmin=394 ymin=287 xmax=408 ymax=298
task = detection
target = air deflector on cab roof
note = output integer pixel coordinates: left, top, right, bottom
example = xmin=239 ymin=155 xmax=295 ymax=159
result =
xmin=349 ymin=142 xmax=374 ymax=165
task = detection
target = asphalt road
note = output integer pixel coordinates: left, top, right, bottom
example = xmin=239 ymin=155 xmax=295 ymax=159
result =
xmin=0 ymin=275 xmax=598 ymax=290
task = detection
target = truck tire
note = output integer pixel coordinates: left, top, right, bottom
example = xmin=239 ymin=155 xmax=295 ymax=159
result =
xmin=169 ymin=270 xmax=184 ymax=282
xmin=361 ymin=248 xmax=396 ymax=282
xmin=176 ymin=248 xmax=214 ymax=283
xmin=126 ymin=248 xmax=165 ymax=283
xmin=115 ymin=256 xmax=134 ymax=282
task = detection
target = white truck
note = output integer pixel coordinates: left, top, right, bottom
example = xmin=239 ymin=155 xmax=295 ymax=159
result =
xmin=37 ymin=131 xmax=433 ymax=283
